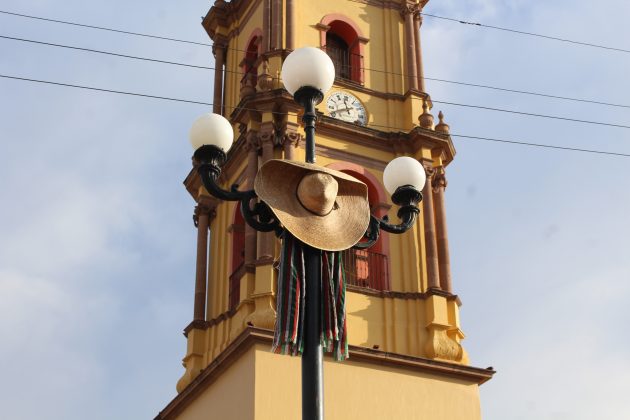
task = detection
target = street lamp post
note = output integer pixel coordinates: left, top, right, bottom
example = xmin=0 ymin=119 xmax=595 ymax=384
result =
xmin=188 ymin=47 xmax=426 ymax=420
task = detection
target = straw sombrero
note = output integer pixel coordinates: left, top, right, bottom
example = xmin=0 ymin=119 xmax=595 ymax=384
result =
xmin=254 ymin=159 xmax=370 ymax=252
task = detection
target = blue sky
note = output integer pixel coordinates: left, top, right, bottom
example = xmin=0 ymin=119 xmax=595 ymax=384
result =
xmin=0 ymin=0 xmax=629 ymax=419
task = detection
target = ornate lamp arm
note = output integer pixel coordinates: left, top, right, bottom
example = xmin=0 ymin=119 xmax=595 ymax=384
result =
xmin=354 ymin=185 xmax=423 ymax=250
xmin=195 ymin=145 xmax=281 ymax=234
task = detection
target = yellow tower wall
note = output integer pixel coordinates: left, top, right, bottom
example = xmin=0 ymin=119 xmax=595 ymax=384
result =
xmin=167 ymin=340 xmax=484 ymax=420
xmin=174 ymin=347 xmax=256 ymax=420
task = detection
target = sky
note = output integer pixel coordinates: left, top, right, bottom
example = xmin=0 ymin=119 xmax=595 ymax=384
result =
xmin=0 ymin=0 xmax=629 ymax=419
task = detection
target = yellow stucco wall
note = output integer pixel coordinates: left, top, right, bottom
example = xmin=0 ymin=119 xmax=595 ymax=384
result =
xmin=255 ymin=344 xmax=481 ymax=420
xmin=175 ymin=347 xmax=256 ymax=420
xmin=176 ymin=344 xmax=482 ymax=420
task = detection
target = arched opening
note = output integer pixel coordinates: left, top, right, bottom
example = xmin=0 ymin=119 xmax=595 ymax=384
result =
xmin=320 ymin=17 xmax=365 ymax=83
xmin=326 ymin=33 xmax=351 ymax=80
xmin=229 ymin=204 xmax=245 ymax=310
xmin=327 ymin=162 xmax=390 ymax=291
xmin=241 ymin=31 xmax=262 ymax=95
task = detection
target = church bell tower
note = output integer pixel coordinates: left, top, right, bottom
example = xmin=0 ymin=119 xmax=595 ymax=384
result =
xmin=156 ymin=1 xmax=494 ymax=418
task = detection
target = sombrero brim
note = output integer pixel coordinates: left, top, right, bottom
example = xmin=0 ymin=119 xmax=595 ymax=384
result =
xmin=254 ymin=160 xmax=371 ymax=251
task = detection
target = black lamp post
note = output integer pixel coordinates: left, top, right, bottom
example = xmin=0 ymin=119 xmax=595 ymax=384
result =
xmin=189 ymin=46 xmax=426 ymax=420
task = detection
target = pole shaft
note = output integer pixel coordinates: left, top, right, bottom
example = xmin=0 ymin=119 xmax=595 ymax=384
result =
xmin=294 ymin=86 xmax=325 ymax=419
xmin=302 ymin=245 xmax=324 ymax=420
xmin=303 ymin=97 xmax=317 ymax=164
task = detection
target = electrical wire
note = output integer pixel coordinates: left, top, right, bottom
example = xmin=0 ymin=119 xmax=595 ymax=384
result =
xmin=5 ymin=7 xmax=629 ymax=55
xmin=0 ymin=9 xmax=211 ymax=47
xmin=0 ymin=74 xmax=213 ymax=106
xmin=420 ymin=12 xmax=630 ymax=54
xmin=430 ymin=100 xmax=630 ymax=130
xmin=3 ymin=32 xmax=628 ymax=111
xmin=2 ymin=34 xmax=628 ymax=130
xmin=1 ymin=73 xmax=629 ymax=159
xmin=0 ymin=34 xmax=213 ymax=70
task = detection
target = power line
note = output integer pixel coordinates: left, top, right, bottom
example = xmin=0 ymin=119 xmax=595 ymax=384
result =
xmin=3 ymin=34 xmax=629 ymax=130
xmin=419 ymin=77 xmax=630 ymax=110
xmin=420 ymin=12 xmax=630 ymax=54
xmin=0 ymin=74 xmax=213 ymax=106
xmin=4 ymin=32 xmax=628 ymax=111
xmin=2 ymin=8 xmax=629 ymax=109
xmin=5 ymin=7 xmax=629 ymax=55
xmin=448 ymin=134 xmax=630 ymax=158
xmin=1 ymin=73 xmax=629 ymax=159
xmin=0 ymin=34 xmax=213 ymax=70
xmin=0 ymin=9 xmax=211 ymax=47
xmin=431 ymin=100 xmax=630 ymax=130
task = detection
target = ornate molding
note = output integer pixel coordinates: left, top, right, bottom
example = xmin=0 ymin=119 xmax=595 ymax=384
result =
xmin=193 ymin=204 xmax=216 ymax=227
xmin=258 ymin=128 xmax=275 ymax=147
xmin=244 ymin=295 xmax=276 ymax=330
xmin=400 ymin=4 xmax=420 ymax=18
xmin=425 ymin=325 xmax=463 ymax=362
xmin=244 ymin=130 xmax=260 ymax=152
xmin=284 ymin=131 xmax=302 ymax=148
xmin=423 ymin=162 xmax=436 ymax=179
xmin=257 ymin=60 xmax=274 ymax=92
xmin=432 ymin=167 xmax=448 ymax=191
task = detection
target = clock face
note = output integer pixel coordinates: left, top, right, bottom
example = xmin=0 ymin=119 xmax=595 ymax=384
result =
xmin=326 ymin=91 xmax=367 ymax=126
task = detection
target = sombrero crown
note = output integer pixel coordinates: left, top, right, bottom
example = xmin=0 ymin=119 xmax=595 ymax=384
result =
xmin=254 ymin=160 xmax=370 ymax=251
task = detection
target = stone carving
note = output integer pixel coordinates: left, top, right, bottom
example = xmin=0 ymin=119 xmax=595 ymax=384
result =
xmin=193 ymin=204 xmax=215 ymax=227
xmin=435 ymin=111 xmax=450 ymax=134
xmin=257 ymin=60 xmax=274 ymax=92
xmin=418 ymin=100 xmax=434 ymax=129
xmin=244 ymin=298 xmax=276 ymax=330
xmin=432 ymin=166 xmax=448 ymax=191
xmin=400 ymin=4 xmax=420 ymax=18
xmin=423 ymin=162 xmax=436 ymax=179
xmin=284 ymin=131 xmax=302 ymax=148
xmin=258 ymin=129 xmax=275 ymax=146
xmin=240 ymin=72 xmax=256 ymax=100
xmin=425 ymin=326 xmax=463 ymax=361
xmin=244 ymin=130 xmax=261 ymax=152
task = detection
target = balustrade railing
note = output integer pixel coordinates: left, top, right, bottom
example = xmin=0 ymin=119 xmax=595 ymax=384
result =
xmin=322 ymin=45 xmax=364 ymax=84
xmin=341 ymin=249 xmax=389 ymax=291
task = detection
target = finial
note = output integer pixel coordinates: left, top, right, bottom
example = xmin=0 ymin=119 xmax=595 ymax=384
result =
xmin=239 ymin=72 xmax=256 ymax=100
xmin=418 ymin=99 xmax=434 ymax=129
xmin=435 ymin=111 xmax=450 ymax=134
xmin=257 ymin=60 xmax=274 ymax=91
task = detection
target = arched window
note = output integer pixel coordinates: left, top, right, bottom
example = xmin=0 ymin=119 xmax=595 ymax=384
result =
xmin=327 ymin=162 xmax=390 ymax=290
xmin=240 ymin=31 xmax=262 ymax=96
xmin=326 ymin=33 xmax=351 ymax=80
xmin=229 ymin=205 xmax=245 ymax=310
xmin=319 ymin=16 xmax=367 ymax=84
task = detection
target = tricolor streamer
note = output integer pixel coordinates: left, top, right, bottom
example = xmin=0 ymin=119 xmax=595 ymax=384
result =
xmin=272 ymin=232 xmax=349 ymax=361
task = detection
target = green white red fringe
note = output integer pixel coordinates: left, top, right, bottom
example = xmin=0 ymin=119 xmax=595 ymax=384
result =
xmin=272 ymin=232 xmax=349 ymax=361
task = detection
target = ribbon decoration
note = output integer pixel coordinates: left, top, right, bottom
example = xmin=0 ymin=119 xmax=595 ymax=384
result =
xmin=272 ymin=232 xmax=349 ymax=361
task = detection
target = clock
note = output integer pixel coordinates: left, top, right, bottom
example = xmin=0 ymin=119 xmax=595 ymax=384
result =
xmin=326 ymin=91 xmax=367 ymax=126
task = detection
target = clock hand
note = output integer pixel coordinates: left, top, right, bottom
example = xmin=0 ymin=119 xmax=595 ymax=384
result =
xmin=343 ymin=98 xmax=352 ymax=114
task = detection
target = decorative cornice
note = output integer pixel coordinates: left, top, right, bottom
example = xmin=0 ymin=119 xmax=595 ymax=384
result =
xmin=258 ymin=127 xmax=275 ymax=147
xmin=244 ymin=130 xmax=260 ymax=152
xmin=183 ymin=308 xmax=235 ymax=337
xmin=192 ymin=204 xmax=217 ymax=227
xmin=432 ymin=166 xmax=448 ymax=191
xmin=347 ymin=285 xmax=459 ymax=304
xmin=156 ymin=327 xmax=495 ymax=419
